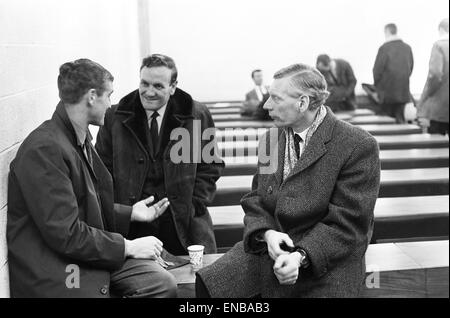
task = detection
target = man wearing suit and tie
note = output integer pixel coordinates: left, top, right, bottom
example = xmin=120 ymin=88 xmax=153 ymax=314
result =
xmin=242 ymin=69 xmax=271 ymax=119
xmin=316 ymin=54 xmax=357 ymax=112
xmin=96 ymin=54 xmax=224 ymax=256
xmin=196 ymin=63 xmax=380 ymax=298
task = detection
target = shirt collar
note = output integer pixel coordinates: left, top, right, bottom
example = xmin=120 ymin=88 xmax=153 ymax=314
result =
xmin=145 ymin=104 xmax=168 ymax=120
xmin=294 ymin=127 xmax=309 ymax=141
xmin=69 ymin=118 xmax=90 ymax=146
xmin=385 ymin=35 xmax=402 ymax=43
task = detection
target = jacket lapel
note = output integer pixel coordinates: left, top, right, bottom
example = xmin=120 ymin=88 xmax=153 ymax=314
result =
xmin=285 ymin=109 xmax=337 ymax=180
xmin=116 ymin=90 xmax=152 ymax=157
xmin=53 ymin=102 xmax=98 ymax=182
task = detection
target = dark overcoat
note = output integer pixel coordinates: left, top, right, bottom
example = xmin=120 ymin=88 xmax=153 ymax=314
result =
xmin=197 ymin=108 xmax=381 ymax=297
xmin=95 ymin=88 xmax=224 ymax=254
xmin=373 ymin=39 xmax=414 ymax=104
xmin=7 ymin=103 xmax=131 ymax=298
xmin=327 ymin=58 xmax=357 ymax=105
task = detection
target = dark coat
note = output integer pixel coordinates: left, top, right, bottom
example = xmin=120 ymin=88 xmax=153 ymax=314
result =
xmin=242 ymin=86 xmax=270 ymax=116
xmin=373 ymin=39 xmax=414 ymax=104
xmin=198 ymin=108 xmax=381 ymax=297
xmin=325 ymin=59 xmax=357 ymax=105
xmin=418 ymin=39 xmax=449 ymax=123
xmin=7 ymin=103 xmax=131 ymax=298
xmin=95 ymin=88 xmax=224 ymax=254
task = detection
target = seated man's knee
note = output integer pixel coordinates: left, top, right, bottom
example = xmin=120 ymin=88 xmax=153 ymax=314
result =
xmin=156 ymin=270 xmax=178 ymax=298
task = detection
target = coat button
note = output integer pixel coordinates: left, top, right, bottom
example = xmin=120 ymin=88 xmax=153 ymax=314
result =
xmin=138 ymin=158 xmax=145 ymax=164
xmin=129 ymin=196 xmax=137 ymax=204
xmin=100 ymin=285 xmax=108 ymax=295
xmin=267 ymin=186 xmax=273 ymax=194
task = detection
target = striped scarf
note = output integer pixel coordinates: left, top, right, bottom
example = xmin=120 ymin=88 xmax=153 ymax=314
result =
xmin=282 ymin=105 xmax=327 ymax=181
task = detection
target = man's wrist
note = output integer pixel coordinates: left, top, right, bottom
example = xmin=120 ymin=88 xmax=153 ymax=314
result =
xmin=124 ymin=239 xmax=132 ymax=258
xmin=295 ymin=248 xmax=310 ymax=268
xmin=262 ymin=229 xmax=274 ymax=242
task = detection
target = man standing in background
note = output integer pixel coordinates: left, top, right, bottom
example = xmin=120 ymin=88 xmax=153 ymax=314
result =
xmin=316 ymin=54 xmax=357 ymax=112
xmin=417 ymin=18 xmax=449 ymax=135
xmin=242 ymin=69 xmax=271 ymax=119
xmin=373 ymin=23 xmax=414 ymax=123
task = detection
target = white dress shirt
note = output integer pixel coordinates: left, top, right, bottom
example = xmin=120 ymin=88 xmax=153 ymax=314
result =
xmin=255 ymin=85 xmax=268 ymax=101
xmin=294 ymin=127 xmax=310 ymax=158
xmin=145 ymin=104 xmax=167 ymax=134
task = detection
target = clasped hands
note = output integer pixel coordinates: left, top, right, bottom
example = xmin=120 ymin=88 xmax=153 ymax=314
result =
xmin=263 ymin=230 xmax=304 ymax=286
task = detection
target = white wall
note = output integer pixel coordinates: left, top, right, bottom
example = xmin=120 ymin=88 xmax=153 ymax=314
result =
xmin=0 ymin=0 xmax=144 ymax=297
xmin=147 ymin=0 xmax=449 ymax=102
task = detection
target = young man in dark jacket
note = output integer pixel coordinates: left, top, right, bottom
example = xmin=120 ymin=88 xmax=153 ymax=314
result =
xmin=8 ymin=59 xmax=177 ymax=297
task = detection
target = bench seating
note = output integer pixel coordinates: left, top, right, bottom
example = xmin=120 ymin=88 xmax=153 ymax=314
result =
xmin=207 ymin=104 xmax=375 ymax=117
xmin=220 ymin=148 xmax=450 ymax=175
xmin=215 ymin=124 xmax=422 ymax=138
xmin=218 ymin=134 xmax=449 ymax=155
xmin=209 ymin=196 xmax=449 ymax=249
xmin=209 ymin=107 xmax=242 ymax=115
xmin=205 ymin=102 xmax=243 ymax=108
xmin=212 ymin=113 xmax=355 ymax=122
xmin=212 ymin=168 xmax=450 ymax=206
xmin=169 ymin=240 xmax=449 ymax=298
xmin=212 ymin=114 xmax=395 ymax=125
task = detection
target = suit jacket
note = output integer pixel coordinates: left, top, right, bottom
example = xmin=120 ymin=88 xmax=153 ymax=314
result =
xmin=325 ymin=59 xmax=357 ymax=104
xmin=7 ymin=102 xmax=131 ymax=298
xmin=226 ymin=108 xmax=380 ymax=297
xmin=418 ymin=38 xmax=449 ymax=123
xmin=373 ymin=39 xmax=414 ymax=104
xmin=242 ymin=86 xmax=270 ymax=116
xmin=95 ymin=88 xmax=224 ymax=254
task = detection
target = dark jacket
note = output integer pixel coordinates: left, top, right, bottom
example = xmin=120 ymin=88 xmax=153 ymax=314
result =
xmin=198 ymin=108 xmax=380 ymax=297
xmin=373 ymin=39 xmax=414 ymax=104
xmin=325 ymin=59 xmax=357 ymax=104
xmin=7 ymin=103 xmax=131 ymax=298
xmin=95 ymin=88 xmax=224 ymax=254
xmin=418 ymin=39 xmax=449 ymax=123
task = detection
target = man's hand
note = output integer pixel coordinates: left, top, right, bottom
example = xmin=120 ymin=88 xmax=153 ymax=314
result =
xmin=124 ymin=237 xmax=163 ymax=260
xmin=417 ymin=117 xmax=430 ymax=128
xmin=273 ymin=252 xmax=302 ymax=285
xmin=263 ymin=230 xmax=294 ymax=261
xmin=131 ymin=196 xmax=170 ymax=223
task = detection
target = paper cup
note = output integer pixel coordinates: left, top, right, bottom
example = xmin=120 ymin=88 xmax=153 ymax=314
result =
xmin=187 ymin=245 xmax=205 ymax=270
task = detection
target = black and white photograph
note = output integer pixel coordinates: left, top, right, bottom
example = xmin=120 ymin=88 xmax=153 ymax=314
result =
xmin=0 ymin=0 xmax=448 ymax=303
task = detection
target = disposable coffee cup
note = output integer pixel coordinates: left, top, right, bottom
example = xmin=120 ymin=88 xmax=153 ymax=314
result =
xmin=187 ymin=245 xmax=204 ymax=270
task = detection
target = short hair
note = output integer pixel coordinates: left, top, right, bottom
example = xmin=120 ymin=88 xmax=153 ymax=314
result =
xmin=439 ymin=18 xmax=449 ymax=33
xmin=57 ymin=59 xmax=114 ymax=104
xmin=385 ymin=23 xmax=397 ymax=35
xmin=273 ymin=63 xmax=330 ymax=110
xmin=316 ymin=54 xmax=331 ymax=66
xmin=251 ymin=69 xmax=262 ymax=79
xmin=140 ymin=54 xmax=178 ymax=84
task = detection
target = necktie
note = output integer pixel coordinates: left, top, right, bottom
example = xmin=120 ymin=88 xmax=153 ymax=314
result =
xmin=150 ymin=111 xmax=160 ymax=154
xmin=82 ymin=140 xmax=93 ymax=166
xmin=294 ymin=134 xmax=302 ymax=160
